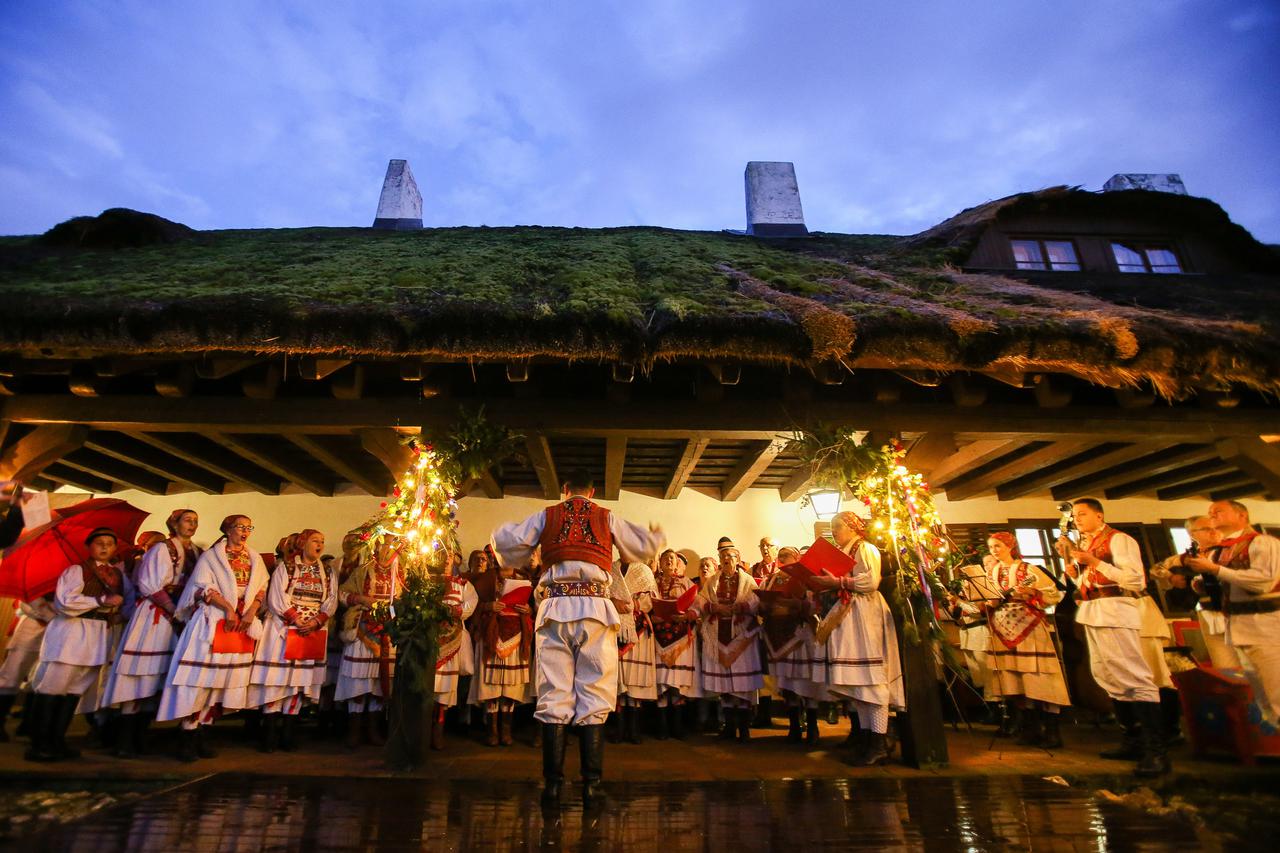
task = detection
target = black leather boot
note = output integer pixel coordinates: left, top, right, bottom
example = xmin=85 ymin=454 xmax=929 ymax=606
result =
xmin=609 ymin=709 xmax=625 ymax=744
xmin=0 ymin=693 xmax=13 ymax=742
xmin=1100 ymin=701 xmax=1142 ymax=760
xmin=668 ymin=703 xmax=685 ymax=740
xmin=177 ymin=728 xmax=199 ymax=763
xmin=259 ymin=714 xmax=279 ymax=753
xmin=579 ymin=724 xmax=607 ymax=808
xmin=853 ymin=731 xmax=891 ymax=766
xmin=22 ymin=694 xmax=56 ymax=762
xmin=842 ymin=712 xmax=861 ymax=748
xmin=717 ymin=706 xmax=734 ymax=740
xmin=134 ymin=713 xmax=153 ymax=756
xmin=1016 ymin=706 xmax=1042 ymax=746
xmin=737 ymin=707 xmax=751 ymax=742
xmin=995 ymin=701 xmax=1017 ymax=738
xmin=787 ymin=707 xmax=802 ymax=742
xmin=114 ymin=714 xmax=139 ymax=758
xmin=280 ymin=715 xmax=298 ymax=752
xmin=806 ymin=708 xmax=820 ymax=745
xmin=53 ymin=696 xmax=82 ymax=759
xmin=1134 ymin=701 xmax=1171 ymax=778
xmin=1160 ymin=688 xmax=1185 ymax=747
xmin=540 ymin=723 xmax=568 ymax=808
xmin=195 ymin=726 xmax=217 ymax=758
xmin=1039 ymin=712 xmax=1064 ymax=750
xmin=625 ymin=705 xmax=642 ymax=744
xmin=655 ymin=704 xmax=669 ymax=740
xmin=754 ymin=695 xmax=774 ymax=728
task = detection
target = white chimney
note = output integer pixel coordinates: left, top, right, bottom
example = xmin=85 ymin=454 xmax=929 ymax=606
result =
xmin=1103 ymin=173 xmax=1187 ymax=195
xmin=372 ymin=159 xmax=423 ymax=230
xmin=745 ymin=161 xmax=808 ymax=236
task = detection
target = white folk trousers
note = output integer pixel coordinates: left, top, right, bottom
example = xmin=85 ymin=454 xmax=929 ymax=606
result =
xmin=534 ymin=617 xmax=618 ymax=726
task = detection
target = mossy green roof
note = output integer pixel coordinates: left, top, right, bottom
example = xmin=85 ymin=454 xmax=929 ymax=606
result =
xmin=1 ymin=196 xmax=1278 ymax=399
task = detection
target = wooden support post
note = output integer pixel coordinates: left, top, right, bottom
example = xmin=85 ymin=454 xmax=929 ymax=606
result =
xmin=1215 ymin=437 xmax=1280 ymax=498
xmin=526 ymin=435 xmax=560 ymax=500
xmin=721 ymin=440 xmax=783 ymax=501
xmin=603 ymin=437 xmax=626 ymax=501
xmin=0 ymin=424 xmax=88 ymax=482
xmin=664 ymin=437 xmax=709 ymax=500
xmin=288 ymin=434 xmax=388 ymax=496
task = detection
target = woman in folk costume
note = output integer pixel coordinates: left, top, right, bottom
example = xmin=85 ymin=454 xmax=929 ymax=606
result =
xmin=469 ymin=553 xmax=533 ymax=747
xmin=431 ymin=552 xmax=478 ymax=750
xmin=946 ymin=563 xmax=995 ymax=709
xmin=612 ymin=559 xmax=658 ymax=744
xmin=651 ymin=550 xmax=698 ymax=739
xmin=157 ymin=514 xmax=269 ymax=763
xmin=335 ymin=538 xmax=405 ymax=748
xmin=760 ymin=546 xmax=825 ymax=745
xmin=248 ymin=529 xmax=339 ymax=753
xmin=102 ymin=509 xmax=201 ymax=758
xmin=26 ymin=528 xmax=134 ymax=762
xmin=687 ymin=541 xmax=763 ymax=742
xmin=809 ymin=511 xmax=905 ymax=767
xmin=0 ymin=594 xmax=55 ymax=741
xmin=982 ymin=533 xmax=1071 ymax=749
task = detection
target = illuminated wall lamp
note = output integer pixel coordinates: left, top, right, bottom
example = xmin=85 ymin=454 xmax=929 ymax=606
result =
xmin=806 ymin=488 xmax=842 ymax=521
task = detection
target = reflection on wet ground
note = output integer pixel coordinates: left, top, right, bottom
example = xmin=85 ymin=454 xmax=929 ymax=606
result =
xmin=13 ymin=773 xmax=1222 ymax=852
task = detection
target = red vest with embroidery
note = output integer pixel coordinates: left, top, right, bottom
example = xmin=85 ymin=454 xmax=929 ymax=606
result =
xmin=539 ymin=497 xmax=613 ymax=571
xmin=1077 ymin=526 xmax=1123 ymax=601
xmin=1216 ymin=531 xmax=1280 ymax=595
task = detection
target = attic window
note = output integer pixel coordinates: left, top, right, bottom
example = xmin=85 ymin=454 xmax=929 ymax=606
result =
xmin=1112 ymin=242 xmax=1183 ymax=274
xmin=1010 ymin=239 xmax=1080 ymax=271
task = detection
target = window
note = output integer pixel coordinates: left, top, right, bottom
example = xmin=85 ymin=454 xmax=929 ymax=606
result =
xmin=1167 ymin=525 xmax=1192 ymax=555
xmin=1111 ymin=242 xmax=1183 ymax=273
xmin=1010 ymin=238 xmax=1081 ymax=271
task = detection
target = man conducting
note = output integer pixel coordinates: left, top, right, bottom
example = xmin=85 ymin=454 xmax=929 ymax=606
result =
xmin=492 ymin=468 xmax=664 ymax=808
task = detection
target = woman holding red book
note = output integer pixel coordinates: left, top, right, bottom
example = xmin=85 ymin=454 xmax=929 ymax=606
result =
xmin=469 ymin=554 xmax=533 ymax=746
xmin=651 ymin=550 xmax=698 ymax=739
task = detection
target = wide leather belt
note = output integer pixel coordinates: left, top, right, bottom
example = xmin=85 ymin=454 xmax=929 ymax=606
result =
xmin=547 ymin=581 xmax=608 ymax=598
xmin=1076 ymin=586 xmax=1143 ymax=602
xmin=1225 ymin=596 xmax=1280 ymax=616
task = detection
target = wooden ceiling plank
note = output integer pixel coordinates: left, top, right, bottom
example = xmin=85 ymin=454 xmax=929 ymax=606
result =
xmin=60 ymin=450 xmax=169 ymax=495
xmin=1215 ymin=437 xmax=1280 ymax=498
xmin=1051 ymin=445 xmax=1219 ymax=500
xmin=0 ymin=424 xmax=88 ymax=482
xmin=903 ymin=432 xmax=958 ymax=479
xmin=1157 ymin=472 xmax=1256 ymax=502
xmin=211 ymin=432 xmax=332 ymax=496
xmin=778 ymin=464 xmax=816 ymax=502
xmin=85 ymin=431 xmax=224 ymax=494
xmin=41 ymin=464 xmax=113 ymax=494
xmin=287 ymin=433 xmax=387 ymax=497
xmin=1104 ymin=459 xmax=1233 ymax=500
xmin=721 ymin=439 xmax=784 ymax=502
xmin=945 ymin=440 xmax=1093 ymax=501
xmin=996 ymin=442 xmax=1158 ymax=501
xmin=664 ymin=437 xmax=710 ymax=500
xmin=126 ymin=431 xmax=282 ymax=495
xmin=929 ymin=438 xmax=1032 ymax=488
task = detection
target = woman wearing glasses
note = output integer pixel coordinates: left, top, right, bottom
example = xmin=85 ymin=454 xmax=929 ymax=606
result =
xmin=157 ymin=514 xmax=269 ymax=762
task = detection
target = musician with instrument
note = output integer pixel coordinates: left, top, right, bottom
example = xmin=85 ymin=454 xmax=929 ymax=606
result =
xmin=1056 ymin=498 xmax=1169 ymax=777
xmin=981 ymin=533 xmax=1071 ymax=749
xmin=1154 ymin=517 xmax=1241 ymax=670
xmin=1183 ymin=499 xmax=1280 ymax=726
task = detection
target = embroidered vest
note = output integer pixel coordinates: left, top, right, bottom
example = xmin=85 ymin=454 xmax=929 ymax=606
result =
xmin=163 ymin=539 xmax=199 ymax=597
xmin=539 ymin=497 xmax=613 ymax=571
xmin=714 ymin=571 xmax=739 ymax=645
xmin=82 ymin=562 xmax=124 ymax=599
xmin=1076 ymin=526 xmax=1132 ymax=601
xmin=286 ymin=561 xmax=330 ymax=621
xmin=1214 ymin=531 xmax=1280 ymax=606
xmin=225 ymin=546 xmax=253 ymax=595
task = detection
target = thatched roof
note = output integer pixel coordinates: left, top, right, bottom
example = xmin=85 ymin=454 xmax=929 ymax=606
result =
xmin=1 ymin=195 xmax=1278 ymax=399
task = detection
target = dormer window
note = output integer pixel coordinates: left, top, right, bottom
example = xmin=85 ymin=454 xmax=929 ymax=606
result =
xmin=1111 ymin=242 xmax=1183 ymax=273
xmin=1010 ymin=239 xmax=1080 ymax=271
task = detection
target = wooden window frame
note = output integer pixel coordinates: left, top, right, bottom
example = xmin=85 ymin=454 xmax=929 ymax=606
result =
xmin=1110 ymin=240 xmax=1185 ymax=274
xmin=1008 ymin=237 xmax=1082 ymax=272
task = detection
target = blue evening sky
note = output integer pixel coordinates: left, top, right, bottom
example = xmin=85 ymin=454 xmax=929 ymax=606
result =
xmin=1 ymin=1 xmax=1277 ymax=240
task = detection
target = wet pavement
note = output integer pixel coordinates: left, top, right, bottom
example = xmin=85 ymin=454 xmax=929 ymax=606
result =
xmin=10 ymin=773 xmax=1224 ymax=852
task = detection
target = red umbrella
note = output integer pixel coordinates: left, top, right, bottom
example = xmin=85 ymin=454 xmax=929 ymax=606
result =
xmin=0 ymin=498 xmax=150 ymax=600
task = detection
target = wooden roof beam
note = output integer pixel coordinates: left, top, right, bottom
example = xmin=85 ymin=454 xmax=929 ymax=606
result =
xmin=721 ymin=439 xmax=784 ymax=502
xmin=298 ymin=357 xmax=351 ymax=381
xmin=997 ymin=442 xmax=1158 ymax=501
xmin=929 ymin=439 xmax=1031 ymax=488
xmin=41 ymin=463 xmax=112 ymax=494
xmin=1104 ymin=458 xmax=1231 ymax=500
xmin=358 ymin=429 xmax=415 ymax=484
xmin=0 ymin=424 xmax=88 ymax=482
xmin=903 ymin=432 xmax=957 ymax=479
xmin=527 ymin=435 xmax=560 ymax=500
xmin=84 ymin=431 xmax=224 ymax=494
xmin=125 ymin=432 xmax=282 ymax=495
xmin=60 ymin=450 xmax=170 ymax=495
xmin=1210 ymin=483 xmax=1271 ymax=502
xmin=944 ymin=441 xmax=1093 ymax=501
xmin=778 ymin=464 xmax=816 ymax=502
xmin=1214 ymin=437 xmax=1280 ymax=498
xmin=1050 ymin=445 xmax=1219 ymax=500
xmin=211 ymin=432 xmax=331 ymax=496
xmin=603 ymin=437 xmax=626 ymax=501
xmin=287 ymin=434 xmax=388 ymax=497
xmin=1157 ymin=472 xmax=1255 ymax=502
xmin=664 ymin=437 xmax=709 ymax=500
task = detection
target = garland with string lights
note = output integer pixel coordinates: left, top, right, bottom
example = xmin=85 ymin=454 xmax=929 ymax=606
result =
xmin=787 ymin=425 xmax=953 ymax=645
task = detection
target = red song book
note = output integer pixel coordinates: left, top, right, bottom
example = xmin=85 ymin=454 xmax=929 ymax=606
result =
xmin=650 ymin=584 xmax=698 ymax=620
xmin=500 ymin=580 xmax=533 ymax=612
xmin=284 ymin=627 xmax=328 ymax=661
xmin=211 ymin=619 xmax=257 ymax=655
xmin=799 ymin=537 xmax=856 ymax=578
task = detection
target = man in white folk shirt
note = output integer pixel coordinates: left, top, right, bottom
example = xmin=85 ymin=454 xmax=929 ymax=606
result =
xmin=491 ymin=468 xmax=665 ymax=809
xmin=1184 ymin=499 xmax=1280 ymax=728
xmin=1056 ymin=498 xmax=1168 ymax=777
